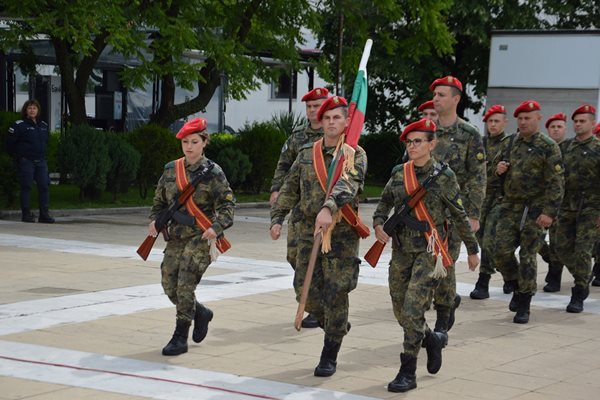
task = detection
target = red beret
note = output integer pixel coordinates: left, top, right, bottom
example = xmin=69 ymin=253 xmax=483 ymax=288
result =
xmin=571 ymin=104 xmax=596 ymax=120
xmin=594 ymin=123 xmax=600 ymax=136
xmin=429 ymin=75 xmax=463 ymax=93
xmin=417 ymin=100 xmax=434 ymax=112
xmin=176 ymin=118 xmax=208 ymax=139
xmin=513 ymin=100 xmax=541 ymax=117
xmin=482 ymin=104 xmax=507 ymax=122
xmin=400 ymin=118 xmax=437 ymax=141
xmin=545 ymin=113 xmax=567 ymax=129
xmin=301 ymin=87 xmax=329 ymax=102
xmin=316 ymin=95 xmax=348 ymax=121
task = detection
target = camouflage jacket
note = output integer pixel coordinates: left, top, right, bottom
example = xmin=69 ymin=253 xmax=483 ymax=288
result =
xmin=433 ymin=117 xmax=486 ymax=220
xmin=560 ymin=135 xmax=600 ymax=212
xmin=372 ymin=158 xmax=479 ymax=255
xmin=499 ymin=131 xmax=564 ymax=218
xmin=150 ymin=157 xmax=235 ymax=240
xmin=270 ymin=123 xmax=324 ymax=192
xmin=484 ymin=131 xmax=511 ymax=198
xmin=271 ymin=143 xmax=367 ymax=228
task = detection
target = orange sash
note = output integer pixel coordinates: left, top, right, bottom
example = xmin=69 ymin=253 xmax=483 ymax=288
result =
xmin=175 ymin=158 xmax=231 ymax=254
xmin=312 ymin=139 xmax=370 ymax=238
xmin=403 ymin=161 xmax=452 ymax=267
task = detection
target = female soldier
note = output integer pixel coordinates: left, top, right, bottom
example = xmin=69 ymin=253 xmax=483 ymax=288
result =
xmin=149 ymin=118 xmax=235 ymax=356
xmin=372 ymin=119 xmax=479 ymax=392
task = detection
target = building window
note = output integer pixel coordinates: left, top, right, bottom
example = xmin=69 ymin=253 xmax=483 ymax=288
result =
xmin=271 ymin=70 xmax=297 ymax=99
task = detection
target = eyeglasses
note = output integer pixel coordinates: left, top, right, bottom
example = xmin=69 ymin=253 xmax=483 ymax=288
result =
xmin=404 ymin=139 xmax=431 ymax=147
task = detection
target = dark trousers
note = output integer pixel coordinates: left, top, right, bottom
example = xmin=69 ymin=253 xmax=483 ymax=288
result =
xmin=18 ymin=158 xmax=50 ymax=210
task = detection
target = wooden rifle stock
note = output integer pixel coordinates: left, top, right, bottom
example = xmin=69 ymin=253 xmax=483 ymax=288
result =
xmin=137 ymin=234 xmax=158 ymax=261
xmin=294 ymin=232 xmax=322 ymax=331
xmin=363 ymin=185 xmax=428 ymax=268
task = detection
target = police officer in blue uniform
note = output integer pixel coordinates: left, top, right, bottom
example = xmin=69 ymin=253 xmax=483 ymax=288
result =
xmin=6 ymin=99 xmax=55 ymax=223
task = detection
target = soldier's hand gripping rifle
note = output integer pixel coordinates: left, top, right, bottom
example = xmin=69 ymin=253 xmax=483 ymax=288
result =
xmin=364 ymin=163 xmax=447 ymax=267
xmin=136 ymin=162 xmax=214 ymax=261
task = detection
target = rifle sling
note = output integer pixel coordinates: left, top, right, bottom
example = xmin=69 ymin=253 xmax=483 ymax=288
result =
xmin=175 ymin=157 xmax=231 ymax=254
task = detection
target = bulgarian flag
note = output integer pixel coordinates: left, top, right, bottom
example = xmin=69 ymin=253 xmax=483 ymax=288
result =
xmin=321 ymin=39 xmax=372 ymax=253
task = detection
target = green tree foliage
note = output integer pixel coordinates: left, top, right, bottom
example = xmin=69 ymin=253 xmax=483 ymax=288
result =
xmin=58 ymin=125 xmax=111 ymax=200
xmin=105 ymin=133 xmax=141 ymax=201
xmin=0 ymin=111 xmax=20 ymax=206
xmin=237 ymin=121 xmax=286 ymax=193
xmin=359 ymin=132 xmax=405 ymax=184
xmin=127 ymin=124 xmax=180 ymax=199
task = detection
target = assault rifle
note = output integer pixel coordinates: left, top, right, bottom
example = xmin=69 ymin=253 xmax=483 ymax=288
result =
xmin=136 ymin=161 xmax=214 ymax=261
xmin=364 ymin=163 xmax=447 ymax=268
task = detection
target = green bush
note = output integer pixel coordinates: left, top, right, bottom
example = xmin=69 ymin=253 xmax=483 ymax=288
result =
xmin=0 ymin=111 xmax=20 ymax=206
xmin=105 ymin=133 xmax=141 ymax=201
xmin=58 ymin=124 xmax=111 ymax=200
xmin=204 ymin=132 xmax=238 ymax=161
xmin=237 ymin=121 xmax=286 ymax=193
xmin=215 ymin=147 xmax=252 ymax=189
xmin=359 ymin=131 xmax=405 ymax=184
xmin=270 ymin=110 xmax=306 ymax=137
xmin=128 ymin=124 xmax=180 ymax=199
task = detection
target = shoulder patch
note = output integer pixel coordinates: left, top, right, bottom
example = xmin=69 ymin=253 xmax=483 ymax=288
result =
xmin=225 ymin=193 xmax=234 ymax=202
xmin=554 ymin=163 xmax=563 ymax=173
xmin=476 ymin=152 xmax=485 ymax=161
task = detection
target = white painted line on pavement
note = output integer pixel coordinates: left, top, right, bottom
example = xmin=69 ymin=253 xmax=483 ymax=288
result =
xmin=0 ymin=341 xmax=378 ymax=400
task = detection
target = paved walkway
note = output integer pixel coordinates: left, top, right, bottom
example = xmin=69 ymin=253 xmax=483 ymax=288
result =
xmin=1 ymin=205 xmax=599 ymax=399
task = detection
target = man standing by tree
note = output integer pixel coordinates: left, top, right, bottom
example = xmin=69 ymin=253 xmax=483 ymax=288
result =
xmin=270 ymin=87 xmax=329 ymax=328
xmin=551 ymin=104 xmax=600 ymax=313
xmin=472 ymin=105 xmax=517 ymax=299
xmin=429 ymin=76 xmax=486 ymax=335
xmin=270 ymin=96 xmax=367 ymax=377
xmin=493 ymin=100 xmax=564 ymax=324
xmin=540 ymin=113 xmax=569 ymax=292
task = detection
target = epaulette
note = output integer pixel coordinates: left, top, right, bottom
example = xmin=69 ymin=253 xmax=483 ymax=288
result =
xmin=299 ymin=142 xmax=314 ymax=151
xmin=500 ymin=133 xmax=514 ymax=142
xmin=15 ymin=120 xmax=23 ymax=124
xmin=390 ymin=163 xmax=404 ymax=175
xmin=209 ymin=161 xmax=224 ymax=176
xmin=40 ymin=121 xmax=48 ymax=127
xmin=539 ymin=133 xmax=555 ymax=146
xmin=457 ymin=118 xmax=481 ymax=136
xmin=164 ymin=160 xmax=176 ymax=169
xmin=438 ymin=162 xmax=455 ymax=178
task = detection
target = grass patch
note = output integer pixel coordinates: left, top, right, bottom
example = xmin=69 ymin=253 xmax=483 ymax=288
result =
xmin=3 ymin=183 xmax=384 ymax=210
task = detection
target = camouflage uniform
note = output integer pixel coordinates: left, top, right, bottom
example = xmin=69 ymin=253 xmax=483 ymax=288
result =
xmin=431 ymin=118 xmax=486 ymax=325
xmin=271 ymin=124 xmax=323 ymax=268
xmin=479 ymin=132 xmax=516 ymax=277
xmin=550 ymin=136 xmax=600 ymax=303
xmin=271 ymin=143 xmax=367 ymax=342
xmin=151 ymin=157 xmax=235 ymax=323
xmin=492 ymin=132 xmax=564 ymax=295
xmin=373 ymin=159 xmax=479 ymax=357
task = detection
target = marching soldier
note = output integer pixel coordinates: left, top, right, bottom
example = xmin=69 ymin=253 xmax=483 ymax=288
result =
xmin=550 ymin=104 xmax=600 ymax=312
xmin=472 ymin=105 xmax=518 ymax=299
xmin=149 ymin=118 xmax=235 ymax=356
xmin=418 ymin=100 xmax=437 ymax=121
xmin=270 ymin=96 xmax=368 ymax=377
xmin=373 ymin=118 xmax=479 ymax=392
xmin=269 ymin=87 xmax=329 ymax=328
xmin=429 ymin=76 xmax=486 ymax=334
xmin=541 ymin=112 xmax=569 ymax=292
xmin=493 ymin=100 xmax=564 ymax=324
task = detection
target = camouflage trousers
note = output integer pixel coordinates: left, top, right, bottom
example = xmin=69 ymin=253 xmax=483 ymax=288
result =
xmin=294 ymin=222 xmax=360 ymax=341
xmin=491 ymin=204 xmax=546 ymax=294
xmin=433 ymin=225 xmax=459 ymax=312
xmin=551 ymin=208 xmax=600 ymax=287
xmin=286 ymin=221 xmax=298 ymax=269
xmin=477 ymin=195 xmax=498 ymax=276
xmin=389 ymin=249 xmax=440 ymax=357
xmin=161 ymin=236 xmax=211 ymax=322
xmin=539 ymin=226 xmax=563 ymax=267
xmin=481 ymin=204 xmax=519 ymax=279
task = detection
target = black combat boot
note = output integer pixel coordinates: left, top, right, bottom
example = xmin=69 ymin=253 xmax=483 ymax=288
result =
xmin=503 ymin=280 xmax=517 ymax=294
xmin=424 ymin=330 xmax=447 ymax=374
xmin=314 ymin=337 xmax=341 ymax=377
xmin=447 ymin=294 xmax=461 ymax=331
xmin=301 ymin=313 xmax=320 ymax=328
xmin=162 ymin=319 xmax=191 ymax=356
xmin=591 ymin=262 xmax=600 ymax=287
xmin=566 ymin=285 xmax=589 ymax=313
xmin=192 ymin=302 xmax=213 ymax=343
xmin=543 ymin=264 xmax=563 ymax=292
xmin=38 ymin=208 xmax=55 ymax=223
xmin=470 ymin=273 xmax=491 ymax=299
xmin=21 ymin=208 xmax=35 ymax=223
xmin=387 ymin=353 xmax=417 ymax=393
xmin=513 ymin=293 xmax=532 ymax=324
